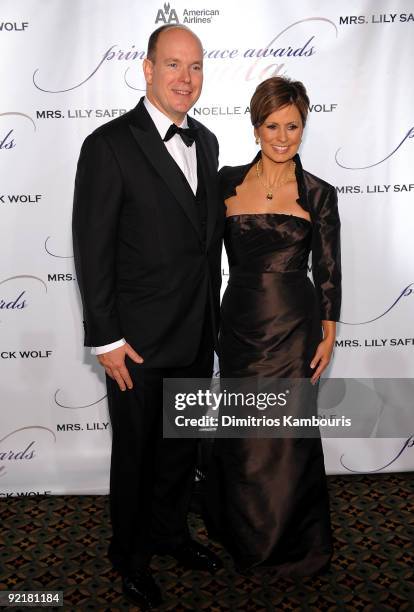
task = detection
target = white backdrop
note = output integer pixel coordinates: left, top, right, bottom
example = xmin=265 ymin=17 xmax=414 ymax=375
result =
xmin=1 ymin=0 xmax=413 ymax=496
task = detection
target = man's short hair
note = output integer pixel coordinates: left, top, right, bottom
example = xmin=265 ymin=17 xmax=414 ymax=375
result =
xmin=147 ymin=24 xmax=192 ymax=62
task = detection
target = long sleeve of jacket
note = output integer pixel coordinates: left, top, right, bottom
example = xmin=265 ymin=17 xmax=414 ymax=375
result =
xmin=72 ymin=132 xmax=124 ymax=346
xmin=311 ymin=185 xmax=342 ymax=321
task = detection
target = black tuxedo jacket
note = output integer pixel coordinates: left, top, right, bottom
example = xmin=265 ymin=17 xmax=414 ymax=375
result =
xmin=73 ymin=98 xmax=224 ymax=367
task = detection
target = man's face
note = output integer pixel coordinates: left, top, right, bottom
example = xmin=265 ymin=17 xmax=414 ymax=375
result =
xmin=143 ymin=28 xmax=203 ymax=124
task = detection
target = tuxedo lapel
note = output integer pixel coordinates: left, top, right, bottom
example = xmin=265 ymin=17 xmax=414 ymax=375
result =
xmin=128 ymin=99 xmax=201 ymax=241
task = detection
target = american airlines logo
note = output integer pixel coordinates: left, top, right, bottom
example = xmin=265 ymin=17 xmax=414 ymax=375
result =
xmin=154 ymin=3 xmax=220 ymax=25
xmin=155 ymin=3 xmax=179 ymax=24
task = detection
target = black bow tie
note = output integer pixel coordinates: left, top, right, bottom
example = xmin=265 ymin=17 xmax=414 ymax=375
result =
xmin=163 ymin=123 xmax=197 ymax=147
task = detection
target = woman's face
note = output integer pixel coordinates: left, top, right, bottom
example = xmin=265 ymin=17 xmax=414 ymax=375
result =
xmin=254 ymin=104 xmax=304 ymax=163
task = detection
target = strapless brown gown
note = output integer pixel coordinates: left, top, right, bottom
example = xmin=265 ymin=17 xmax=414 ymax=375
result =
xmin=204 ymin=213 xmax=333 ymax=575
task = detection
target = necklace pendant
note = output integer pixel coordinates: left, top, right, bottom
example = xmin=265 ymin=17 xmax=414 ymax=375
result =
xmin=266 ymin=192 xmax=273 ymax=200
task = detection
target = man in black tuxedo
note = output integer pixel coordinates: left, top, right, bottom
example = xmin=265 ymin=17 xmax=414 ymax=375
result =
xmin=72 ymin=24 xmax=224 ymax=609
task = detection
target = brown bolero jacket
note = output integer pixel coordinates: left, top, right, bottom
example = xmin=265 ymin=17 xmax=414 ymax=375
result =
xmin=218 ymin=152 xmax=342 ymax=321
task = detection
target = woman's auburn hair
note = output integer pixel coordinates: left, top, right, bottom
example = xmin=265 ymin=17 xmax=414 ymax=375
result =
xmin=250 ymin=76 xmax=310 ymax=128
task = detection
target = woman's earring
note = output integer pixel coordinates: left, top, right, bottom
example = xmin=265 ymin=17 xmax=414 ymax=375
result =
xmin=255 ymin=137 xmax=260 ymax=145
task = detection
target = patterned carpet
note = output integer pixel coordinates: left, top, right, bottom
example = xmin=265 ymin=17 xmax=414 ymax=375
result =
xmin=1 ymin=473 xmax=413 ymax=611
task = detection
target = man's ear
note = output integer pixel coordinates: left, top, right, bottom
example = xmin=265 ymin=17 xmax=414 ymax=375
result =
xmin=143 ymin=58 xmax=154 ymax=85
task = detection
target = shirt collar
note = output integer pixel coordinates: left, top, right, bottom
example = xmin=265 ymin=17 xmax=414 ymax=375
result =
xmin=144 ymin=96 xmax=188 ymax=140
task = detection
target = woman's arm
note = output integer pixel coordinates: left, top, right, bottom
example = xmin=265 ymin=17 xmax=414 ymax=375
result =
xmin=311 ymin=185 xmax=342 ymax=321
xmin=310 ymin=183 xmax=342 ymax=383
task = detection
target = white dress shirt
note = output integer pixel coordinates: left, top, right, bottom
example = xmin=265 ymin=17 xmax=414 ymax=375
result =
xmin=92 ymin=97 xmax=198 ymax=355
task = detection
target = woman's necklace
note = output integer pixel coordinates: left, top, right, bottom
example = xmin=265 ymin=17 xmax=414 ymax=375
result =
xmin=256 ymin=158 xmax=296 ymax=200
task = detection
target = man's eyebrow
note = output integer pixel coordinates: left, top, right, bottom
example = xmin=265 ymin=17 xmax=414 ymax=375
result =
xmin=164 ymin=57 xmax=203 ymax=64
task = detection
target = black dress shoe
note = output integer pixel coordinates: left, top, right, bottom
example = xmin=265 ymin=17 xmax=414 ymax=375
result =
xmin=171 ymin=539 xmax=223 ymax=574
xmin=122 ymin=568 xmax=162 ymax=610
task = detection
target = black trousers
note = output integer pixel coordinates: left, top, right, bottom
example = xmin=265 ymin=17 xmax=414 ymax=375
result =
xmin=107 ymin=311 xmax=214 ymax=574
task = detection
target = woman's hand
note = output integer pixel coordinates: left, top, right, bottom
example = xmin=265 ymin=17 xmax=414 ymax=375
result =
xmin=310 ymin=321 xmax=336 ymax=384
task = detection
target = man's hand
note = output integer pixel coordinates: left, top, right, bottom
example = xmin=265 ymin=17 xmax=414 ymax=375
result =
xmin=97 ymin=343 xmax=143 ymax=391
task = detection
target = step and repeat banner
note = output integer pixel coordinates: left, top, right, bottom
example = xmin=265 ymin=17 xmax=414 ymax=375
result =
xmin=1 ymin=0 xmax=413 ymax=495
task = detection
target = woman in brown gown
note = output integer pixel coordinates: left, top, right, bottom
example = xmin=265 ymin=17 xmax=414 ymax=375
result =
xmin=204 ymin=77 xmax=341 ymax=576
